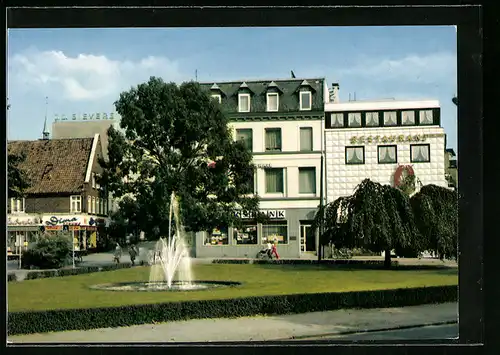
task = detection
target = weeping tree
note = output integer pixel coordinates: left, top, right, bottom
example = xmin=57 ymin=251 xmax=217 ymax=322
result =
xmin=410 ymin=185 xmax=458 ymax=260
xmin=315 ymin=179 xmax=419 ymax=268
xmin=99 ymin=77 xmax=264 ymax=239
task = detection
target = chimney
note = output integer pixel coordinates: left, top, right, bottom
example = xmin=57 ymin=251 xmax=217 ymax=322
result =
xmin=329 ymin=83 xmax=340 ymax=103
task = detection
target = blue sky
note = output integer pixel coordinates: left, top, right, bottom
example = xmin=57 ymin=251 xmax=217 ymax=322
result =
xmin=7 ymin=26 xmax=457 ymax=150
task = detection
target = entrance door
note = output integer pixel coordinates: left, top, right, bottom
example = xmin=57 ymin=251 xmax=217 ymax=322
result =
xmin=300 ymin=224 xmax=316 ymax=252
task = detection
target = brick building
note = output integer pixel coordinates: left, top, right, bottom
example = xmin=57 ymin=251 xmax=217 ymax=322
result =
xmin=7 ymin=134 xmax=110 ymax=256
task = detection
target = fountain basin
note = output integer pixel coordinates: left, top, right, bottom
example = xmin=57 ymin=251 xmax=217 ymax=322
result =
xmin=89 ymin=280 xmax=241 ymax=292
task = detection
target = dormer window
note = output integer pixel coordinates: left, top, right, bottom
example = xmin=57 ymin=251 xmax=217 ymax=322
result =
xmin=211 ymin=94 xmax=222 ymax=104
xmin=266 ymin=93 xmax=279 ymax=112
xmin=238 ymin=93 xmax=251 ymax=113
xmin=300 ymin=91 xmax=312 ymax=111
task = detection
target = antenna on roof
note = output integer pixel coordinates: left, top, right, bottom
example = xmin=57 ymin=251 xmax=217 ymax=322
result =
xmin=354 ymin=92 xmax=356 ymax=101
xmin=349 ymin=93 xmax=351 ymax=102
xmin=42 ymin=96 xmax=50 ymax=140
xmin=291 ymin=70 xmax=296 ymax=78
xmin=195 ymin=69 xmax=198 ymax=82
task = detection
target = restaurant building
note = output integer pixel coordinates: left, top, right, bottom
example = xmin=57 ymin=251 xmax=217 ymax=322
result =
xmin=7 ymin=134 xmax=110 ymax=256
xmin=197 ymin=76 xmax=329 ymax=258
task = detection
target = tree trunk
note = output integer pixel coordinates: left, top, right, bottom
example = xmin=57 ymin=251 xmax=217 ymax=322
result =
xmin=384 ymin=248 xmax=392 ymax=269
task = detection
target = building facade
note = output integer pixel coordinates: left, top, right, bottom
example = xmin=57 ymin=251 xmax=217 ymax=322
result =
xmin=196 ymin=77 xmax=329 ymax=258
xmin=7 ymin=134 xmax=110 ymax=256
xmin=324 ymin=99 xmax=448 ymax=204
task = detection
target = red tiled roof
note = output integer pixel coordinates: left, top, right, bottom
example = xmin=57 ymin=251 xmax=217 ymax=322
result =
xmin=7 ymin=138 xmax=94 ymax=195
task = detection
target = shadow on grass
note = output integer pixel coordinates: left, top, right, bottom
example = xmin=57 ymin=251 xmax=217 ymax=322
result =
xmin=252 ymin=263 xmax=458 ymax=273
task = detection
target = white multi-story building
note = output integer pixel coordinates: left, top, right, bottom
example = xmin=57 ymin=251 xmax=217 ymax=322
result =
xmin=324 ymin=98 xmax=447 ymax=204
xmin=197 ymin=77 xmax=329 ymax=258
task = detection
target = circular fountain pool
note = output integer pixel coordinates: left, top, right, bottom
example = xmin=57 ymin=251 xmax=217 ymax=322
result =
xmin=89 ymin=280 xmax=241 ymax=292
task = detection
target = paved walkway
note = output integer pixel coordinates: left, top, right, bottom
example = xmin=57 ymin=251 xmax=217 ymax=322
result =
xmin=9 ymin=302 xmax=457 ymax=343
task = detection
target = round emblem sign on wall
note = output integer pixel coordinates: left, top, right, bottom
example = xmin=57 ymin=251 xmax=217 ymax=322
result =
xmin=394 ymin=165 xmax=415 ymax=189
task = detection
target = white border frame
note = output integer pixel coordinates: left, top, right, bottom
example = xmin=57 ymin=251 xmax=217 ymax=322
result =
xmin=266 ymin=92 xmax=279 ymax=112
xmin=70 ymin=195 xmax=82 ymax=213
xmin=299 ymin=91 xmax=312 ymax=111
xmin=238 ymin=93 xmax=251 ymax=113
xmin=211 ymin=94 xmax=222 ymax=104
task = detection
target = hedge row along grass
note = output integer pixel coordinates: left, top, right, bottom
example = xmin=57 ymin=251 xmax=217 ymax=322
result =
xmin=213 ymin=259 xmax=400 ymax=266
xmin=8 ymin=285 xmax=457 ymax=335
xmin=8 ymin=262 xmax=133 ymax=282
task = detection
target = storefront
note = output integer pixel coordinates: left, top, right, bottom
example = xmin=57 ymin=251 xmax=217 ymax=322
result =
xmin=7 ymin=216 xmax=41 ymax=257
xmin=195 ymin=208 xmax=318 ymax=258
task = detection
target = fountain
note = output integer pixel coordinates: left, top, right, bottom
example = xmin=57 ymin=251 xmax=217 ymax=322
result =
xmin=90 ymin=192 xmax=241 ymax=292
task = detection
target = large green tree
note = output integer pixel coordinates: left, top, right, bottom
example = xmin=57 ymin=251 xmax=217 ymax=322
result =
xmin=8 ymin=152 xmax=30 ymax=199
xmin=315 ymin=179 xmax=420 ymax=268
xmin=99 ymin=77 xmax=263 ymax=239
xmin=410 ymin=184 xmax=458 ymax=260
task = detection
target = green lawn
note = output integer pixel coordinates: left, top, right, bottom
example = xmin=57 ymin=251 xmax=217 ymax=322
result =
xmin=8 ymin=264 xmax=458 ymax=312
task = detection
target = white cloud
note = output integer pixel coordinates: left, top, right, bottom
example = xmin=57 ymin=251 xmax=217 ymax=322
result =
xmin=338 ymin=52 xmax=457 ymax=85
xmin=8 ymin=50 xmax=184 ymax=101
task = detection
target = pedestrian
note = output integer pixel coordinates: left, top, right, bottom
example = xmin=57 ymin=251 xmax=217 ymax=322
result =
xmin=113 ymin=242 xmax=122 ymax=264
xmin=128 ymin=244 xmax=137 ymax=266
xmin=271 ymin=239 xmax=280 ymax=260
xmin=266 ymin=240 xmax=273 ymax=258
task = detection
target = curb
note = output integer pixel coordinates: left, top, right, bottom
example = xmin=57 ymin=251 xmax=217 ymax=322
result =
xmin=284 ymin=320 xmax=458 ymax=340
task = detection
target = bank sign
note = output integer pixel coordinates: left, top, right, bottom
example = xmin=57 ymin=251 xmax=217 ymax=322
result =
xmin=235 ymin=210 xmax=286 ymax=219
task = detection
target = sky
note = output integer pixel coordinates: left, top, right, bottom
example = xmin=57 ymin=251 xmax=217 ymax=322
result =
xmin=7 ymin=26 xmax=458 ymax=151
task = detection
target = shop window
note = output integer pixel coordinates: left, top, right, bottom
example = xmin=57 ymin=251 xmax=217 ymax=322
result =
xmin=265 ymin=128 xmax=282 ymax=151
xmin=70 ymin=195 xmax=82 ymax=213
xmin=411 ymin=144 xmax=431 ymax=163
xmin=383 ymin=111 xmax=397 ymax=126
xmin=365 ymin=112 xmax=379 ymax=127
xmin=345 ymin=146 xmax=365 ymax=165
xmin=234 ymin=224 xmax=258 ymax=245
xmin=348 ymin=112 xmax=362 ymax=127
xmin=378 ymin=145 xmax=398 ymax=164
xmin=299 ymin=167 xmax=316 ymax=194
xmin=236 ymin=128 xmax=253 ymax=151
xmin=205 ymin=227 xmax=229 ymax=245
xmin=265 ymin=168 xmax=284 ymax=193
xmin=262 ymin=221 xmax=288 ymax=244
xmin=10 ymin=198 xmax=25 ymax=213
xmin=300 ymin=127 xmax=313 ymax=151
xmin=330 ymin=113 xmax=344 ymax=128
xmin=402 ymin=110 xmax=415 ymax=125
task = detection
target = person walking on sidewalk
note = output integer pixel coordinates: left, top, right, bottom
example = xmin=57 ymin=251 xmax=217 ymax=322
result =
xmin=271 ymin=239 xmax=280 ymax=260
xmin=128 ymin=243 xmax=138 ymax=266
xmin=113 ymin=242 xmax=122 ymax=264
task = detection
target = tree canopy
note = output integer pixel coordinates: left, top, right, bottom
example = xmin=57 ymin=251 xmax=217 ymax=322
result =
xmin=8 ymin=152 xmax=30 ymax=199
xmin=99 ymin=77 xmax=263 ymax=239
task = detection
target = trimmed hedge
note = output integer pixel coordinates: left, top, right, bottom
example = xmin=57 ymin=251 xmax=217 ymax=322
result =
xmin=7 ymin=263 xmax=133 ymax=282
xmin=212 ymin=259 xmax=400 ymax=267
xmin=8 ymin=285 xmax=457 ymax=335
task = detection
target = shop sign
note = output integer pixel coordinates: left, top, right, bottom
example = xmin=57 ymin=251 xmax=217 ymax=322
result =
xmin=256 ymin=164 xmax=272 ymax=169
xmin=54 ymin=112 xmax=118 ymax=122
xmin=235 ymin=209 xmax=286 ymax=219
xmin=45 ymin=226 xmax=62 ymax=231
xmin=44 ymin=216 xmax=80 ymax=226
xmin=349 ymin=133 xmax=445 ymax=145
xmin=7 ymin=216 xmax=42 ymax=225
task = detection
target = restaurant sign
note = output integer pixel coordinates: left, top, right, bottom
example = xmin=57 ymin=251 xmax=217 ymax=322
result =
xmin=235 ymin=209 xmax=286 ymax=219
xmin=44 ymin=216 xmax=80 ymax=226
xmin=349 ymin=133 xmax=445 ymax=145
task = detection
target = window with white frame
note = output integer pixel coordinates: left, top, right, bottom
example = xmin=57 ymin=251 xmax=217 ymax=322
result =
xmin=411 ymin=144 xmax=431 ymax=162
xmin=299 ymin=127 xmax=313 ymax=151
xmin=266 ymin=93 xmax=279 ymax=112
xmin=238 ymin=93 xmax=250 ymax=113
xmin=262 ymin=221 xmax=288 ymax=244
xmin=383 ymin=111 xmax=397 ymax=126
xmin=365 ymin=112 xmax=379 ymax=127
xmin=92 ymin=196 xmax=96 ymax=214
xmin=265 ymin=128 xmax=282 ymax=151
xmin=211 ymin=94 xmax=222 ymax=104
xmin=265 ymin=168 xmax=284 ymax=193
xmin=103 ymin=199 xmax=108 ymax=215
xmin=91 ymin=173 xmax=96 ymax=188
xmin=419 ymin=110 xmax=434 ymax=125
xmin=402 ymin=110 xmax=415 ymax=125
xmin=97 ymin=198 xmax=101 ymax=215
xmin=348 ymin=112 xmax=362 ymax=127
xmin=378 ymin=145 xmax=398 ymax=164
xmin=299 ymin=91 xmax=312 ymax=111
xmin=70 ymin=195 xmax=82 ymax=213
xmin=87 ymin=196 xmax=91 ymax=213
xmin=10 ymin=198 xmax=25 ymax=213
xmin=330 ymin=113 xmax=344 ymax=127
xmin=345 ymin=146 xmax=365 ymax=165
xmin=236 ymin=128 xmax=253 ymax=151
xmin=299 ymin=167 xmax=316 ymax=194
